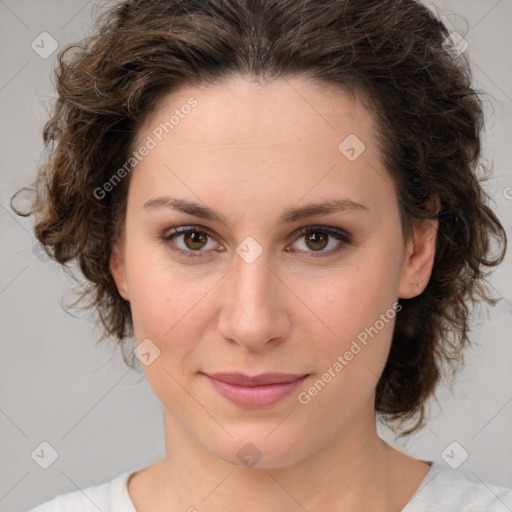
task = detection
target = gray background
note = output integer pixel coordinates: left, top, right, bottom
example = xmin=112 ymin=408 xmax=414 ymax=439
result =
xmin=0 ymin=1 xmax=511 ymax=510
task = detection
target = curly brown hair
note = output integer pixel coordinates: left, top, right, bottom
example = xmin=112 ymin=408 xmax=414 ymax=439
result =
xmin=12 ymin=0 xmax=507 ymax=436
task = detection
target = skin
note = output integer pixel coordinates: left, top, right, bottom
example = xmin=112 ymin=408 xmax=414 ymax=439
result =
xmin=110 ymin=75 xmax=438 ymax=511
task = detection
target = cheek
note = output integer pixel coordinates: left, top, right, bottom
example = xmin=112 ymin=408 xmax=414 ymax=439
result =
xmin=294 ymin=253 xmax=400 ymax=345
xmin=125 ymin=252 xmax=208 ymax=401
xmin=124 ymin=246 xmax=222 ymax=394
xmin=297 ymin=286 xmax=398 ymax=425
xmin=124 ymin=236 xmax=201 ymax=336
xmin=125 ymin=216 xmax=402 ymax=354
xmin=291 ymin=243 xmax=402 ymax=397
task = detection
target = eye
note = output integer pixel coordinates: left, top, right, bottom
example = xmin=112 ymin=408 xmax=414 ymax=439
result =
xmin=160 ymin=225 xmax=352 ymax=259
xmin=161 ymin=226 xmax=220 ymax=258
xmin=287 ymin=226 xmax=351 ymax=257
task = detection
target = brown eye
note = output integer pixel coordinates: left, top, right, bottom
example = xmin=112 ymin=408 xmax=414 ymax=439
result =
xmin=161 ymin=225 xmax=351 ymax=260
xmin=304 ymin=231 xmax=329 ymax=251
xmin=162 ymin=227 xmax=218 ymax=258
xmin=289 ymin=227 xmax=352 ymax=258
xmin=182 ymin=230 xmax=209 ymax=250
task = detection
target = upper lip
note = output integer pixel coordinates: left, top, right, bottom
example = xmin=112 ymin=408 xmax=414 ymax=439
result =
xmin=206 ymin=372 xmax=308 ymax=386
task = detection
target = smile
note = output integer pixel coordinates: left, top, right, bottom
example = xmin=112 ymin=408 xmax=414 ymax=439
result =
xmin=204 ymin=372 xmax=309 ymax=408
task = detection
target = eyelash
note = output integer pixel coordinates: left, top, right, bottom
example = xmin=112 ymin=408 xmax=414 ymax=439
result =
xmin=160 ymin=225 xmax=352 ymax=259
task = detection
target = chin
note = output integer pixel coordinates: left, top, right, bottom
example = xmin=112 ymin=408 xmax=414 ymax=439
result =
xmin=201 ymin=423 xmax=314 ymax=469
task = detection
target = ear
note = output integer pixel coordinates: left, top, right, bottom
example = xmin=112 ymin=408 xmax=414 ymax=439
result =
xmin=109 ymin=239 xmax=130 ymax=301
xmin=398 ymin=216 xmax=438 ymax=299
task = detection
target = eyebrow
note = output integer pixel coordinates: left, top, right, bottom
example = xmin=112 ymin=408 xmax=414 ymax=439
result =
xmin=143 ymin=196 xmax=369 ymax=226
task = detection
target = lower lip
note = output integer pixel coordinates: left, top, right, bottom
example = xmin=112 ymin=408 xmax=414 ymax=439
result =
xmin=206 ymin=375 xmax=308 ymax=408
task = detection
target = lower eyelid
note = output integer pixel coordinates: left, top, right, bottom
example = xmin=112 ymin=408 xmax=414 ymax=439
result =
xmin=289 ymin=230 xmax=350 ymax=256
xmin=164 ymin=230 xmax=218 ymax=255
xmin=163 ymin=227 xmax=351 ymax=257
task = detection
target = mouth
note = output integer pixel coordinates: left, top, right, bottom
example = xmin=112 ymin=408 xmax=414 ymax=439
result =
xmin=203 ymin=372 xmax=310 ymax=408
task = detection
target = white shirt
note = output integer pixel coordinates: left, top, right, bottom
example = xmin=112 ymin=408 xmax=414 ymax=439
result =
xmin=27 ymin=461 xmax=512 ymax=511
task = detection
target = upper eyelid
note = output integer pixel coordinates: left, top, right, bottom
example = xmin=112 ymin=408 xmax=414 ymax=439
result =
xmin=166 ymin=224 xmax=351 ymax=248
xmin=166 ymin=224 xmax=347 ymax=237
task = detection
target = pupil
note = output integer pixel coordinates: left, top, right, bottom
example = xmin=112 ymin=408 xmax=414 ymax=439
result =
xmin=307 ymin=232 xmax=328 ymax=251
xmin=182 ymin=231 xmax=329 ymax=252
xmin=186 ymin=231 xmax=207 ymax=249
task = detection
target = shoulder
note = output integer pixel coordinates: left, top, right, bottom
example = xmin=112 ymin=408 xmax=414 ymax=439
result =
xmin=25 ymin=470 xmax=136 ymax=512
xmin=403 ymin=462 xmax=512 ymax=512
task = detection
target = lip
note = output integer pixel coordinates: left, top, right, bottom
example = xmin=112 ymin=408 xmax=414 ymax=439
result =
xmin=204 ymin=372 xmax=309 ymax=408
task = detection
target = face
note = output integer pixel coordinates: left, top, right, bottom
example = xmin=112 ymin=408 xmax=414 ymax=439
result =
xmin=110 ymin=75 xmax=436 ymax=468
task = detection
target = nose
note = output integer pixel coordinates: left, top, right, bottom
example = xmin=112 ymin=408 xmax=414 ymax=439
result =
xmin=216 ymin=249 xmax=291 ymax=352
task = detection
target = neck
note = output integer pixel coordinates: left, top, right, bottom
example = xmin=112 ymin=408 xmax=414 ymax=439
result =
xmin=136 ymin=397 xmax=424 ymax=511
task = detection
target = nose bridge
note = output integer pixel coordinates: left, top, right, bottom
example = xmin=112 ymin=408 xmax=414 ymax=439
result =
xmin=230 ymin=245 xmax=276 ymax=314
xmin=217 ymin=243 xmax=289 ymax=349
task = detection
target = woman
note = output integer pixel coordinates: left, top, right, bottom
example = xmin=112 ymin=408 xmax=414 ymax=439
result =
xmin=17 ymin=0 xmax=511 ymax=510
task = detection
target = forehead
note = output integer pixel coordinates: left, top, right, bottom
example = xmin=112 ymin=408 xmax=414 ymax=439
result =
xmin=135 ymin=75 xmax=379 ymax=152
xmin=128 ymin=75 xmax=395 ymax=222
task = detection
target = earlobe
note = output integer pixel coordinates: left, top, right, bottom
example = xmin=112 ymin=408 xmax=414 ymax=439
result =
xmin=109 ymin=241 xmax=129 ymax=301
xmin=398 ymin=218 xmax=438 ymax=299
